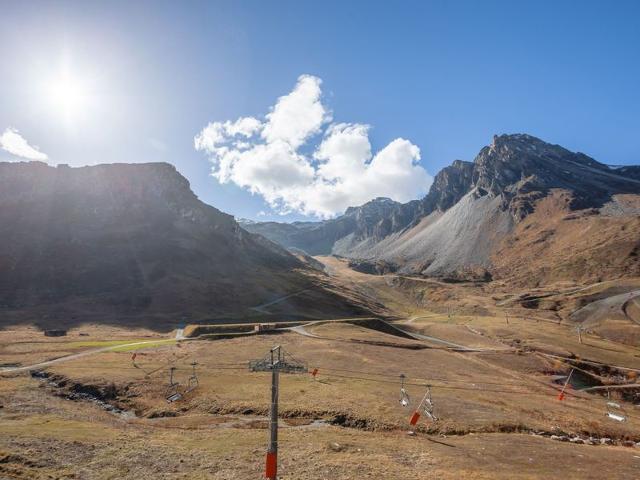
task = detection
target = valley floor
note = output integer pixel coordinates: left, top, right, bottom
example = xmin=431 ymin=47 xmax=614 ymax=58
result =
xmin=1 ymin=258 xmax=640 ymax=479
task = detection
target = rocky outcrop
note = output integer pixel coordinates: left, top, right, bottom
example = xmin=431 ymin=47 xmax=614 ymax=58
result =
xmin=417 ymin=159 xmax=474 ymax=217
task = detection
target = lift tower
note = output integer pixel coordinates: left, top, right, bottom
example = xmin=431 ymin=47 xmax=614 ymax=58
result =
xmin=250 ymin=345 xmax=306 ymax=480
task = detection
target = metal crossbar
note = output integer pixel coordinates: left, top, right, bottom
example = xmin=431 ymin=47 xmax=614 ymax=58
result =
xmin=249 ymin=345 xmax=307 ymax=373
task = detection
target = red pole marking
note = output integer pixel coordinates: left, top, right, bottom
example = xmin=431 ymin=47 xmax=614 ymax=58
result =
xmin=311 ymin=368 xmax=319 ymax=377
xmin=409 ymin=411 xmax=420 ymax=426
xmin=557 ymin=392 xmax=565 ymax=401
xmin=265 ymin=452 xmax=277 ymax=479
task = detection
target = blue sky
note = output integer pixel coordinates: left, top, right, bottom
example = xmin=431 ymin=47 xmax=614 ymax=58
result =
xmin=1 ymin=0 xmax=639 ymax=221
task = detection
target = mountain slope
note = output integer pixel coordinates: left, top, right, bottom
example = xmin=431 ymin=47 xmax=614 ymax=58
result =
xmin=243 ymin=134 xmax=640 ymax=284
xmin=492 ymin=191 xmax=640 ymax=286
xmin=0 ymin=161 xmax=369 ymax=329
xmin=241 ymin=197 xmax=420 ymax=256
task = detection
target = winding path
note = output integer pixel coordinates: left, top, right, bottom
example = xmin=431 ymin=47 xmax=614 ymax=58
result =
xmin=249 ymin=288 xmax=313 ymax=314
xmin=0 ymin=338 xmax=178 ymax=374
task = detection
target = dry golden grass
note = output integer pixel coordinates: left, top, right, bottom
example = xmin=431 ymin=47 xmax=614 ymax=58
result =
xmin=2 ymin=260 xmax=640 ymax=479
xmin=2 ymin=321 xmax=640 ymax=479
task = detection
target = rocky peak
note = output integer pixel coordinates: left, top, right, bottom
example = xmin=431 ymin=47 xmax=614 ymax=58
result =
xmin=344 ymin=197 xmax=399 ymax=216
xmin=419 ymin=159 xmax=474 ymax=217
xmin=342 ymin=197 xmax=417 ymax=240
xmin=412 ymin=134 xmax=640 ymax=224
xmin=472 ymin=134 xmax=640 ymax=219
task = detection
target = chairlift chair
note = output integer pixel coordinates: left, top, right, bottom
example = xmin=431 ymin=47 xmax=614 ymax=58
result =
xmin=407 ymin=385 xmax=438 ymax=432
xmin=166 ymin=389 xmax=183 ymax=403
xmin=165 ymin=366 xmax=183 ymax=403
xmin=605 ymin=390 xmax=627 ymax=422
xmin=399 ymin=374 xmax=410 ymax=407
xmin=421 ymin=386 xmax=437 ymax=421
xmin=184 ymin=361 xmax=199 ymax=394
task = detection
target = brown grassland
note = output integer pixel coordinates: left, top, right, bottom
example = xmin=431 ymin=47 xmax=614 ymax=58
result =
xmin=1 ymin=257 xmax=640 ymax=479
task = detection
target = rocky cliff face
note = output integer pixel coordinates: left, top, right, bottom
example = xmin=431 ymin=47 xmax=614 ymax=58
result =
xmin=243 ymin=134 xmax=640 ymax=284
xmin=472 ymin=134 xmax=639 ymax=220
xmin=417 ymin=159 xmax=474 ymax=217
xmin=0 ymin=162 xmax=367 ymax=328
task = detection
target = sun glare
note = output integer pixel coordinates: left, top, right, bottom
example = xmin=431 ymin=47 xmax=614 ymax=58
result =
xmin=45 ymin=69 xmax=92 ymax=123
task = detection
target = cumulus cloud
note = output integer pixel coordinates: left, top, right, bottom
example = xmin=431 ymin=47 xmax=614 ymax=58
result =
xmin=195 ymin=75 xmax=432 ymax=218
xmin=261 ymin=75 xmax=330 ymax=148
xmin=0 ymin=128 xmax=48 ymax=161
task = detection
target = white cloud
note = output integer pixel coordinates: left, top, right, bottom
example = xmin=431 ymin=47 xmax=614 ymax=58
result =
xmin=227 ymin=140 xmax=315 ymax=195
xmin=315 ymin=123 xmax=372 ymax=181
xmin=0 ymin=128 xmax=49 ymax=161
xmin=229 ymin=116 xmax=262 ymax=137
xmin=195 ymin=75 xmax=432 ymax=218
xmin=261 ymin=75 xmax=330 ymax=148
xmin=194 ymin=116 xmax=262 ymax=154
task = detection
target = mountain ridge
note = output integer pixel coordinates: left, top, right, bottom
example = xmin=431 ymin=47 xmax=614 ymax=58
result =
xmin=0 ymin=161 xmax=370 ymax=329
xmin=241 ymin=133 xmax=640 ymax=283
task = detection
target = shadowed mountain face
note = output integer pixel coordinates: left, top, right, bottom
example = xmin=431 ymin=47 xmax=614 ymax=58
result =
xmin=0 ymin=162 xmax=367 ymax=329
xmin=242 ymin=134 xmax=640 ymax=283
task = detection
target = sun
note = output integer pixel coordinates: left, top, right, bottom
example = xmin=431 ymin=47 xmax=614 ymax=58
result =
xmin=45 ymin=69 xmax=92 ymax=124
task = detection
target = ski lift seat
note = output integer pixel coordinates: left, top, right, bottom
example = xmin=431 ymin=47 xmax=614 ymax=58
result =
xmin=166 ymin=392 xmax=183 ymax=403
